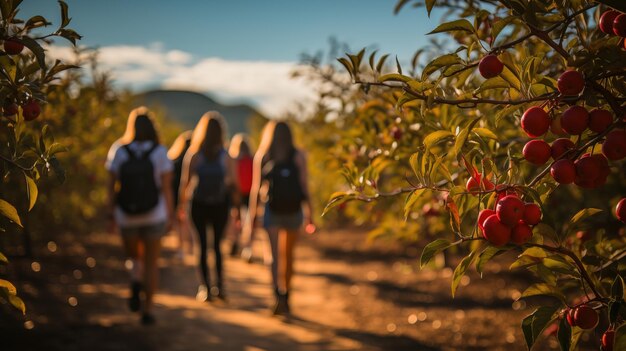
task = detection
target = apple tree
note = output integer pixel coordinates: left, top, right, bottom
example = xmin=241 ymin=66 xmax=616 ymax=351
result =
xmin=0 ymin=0 xmax=80 ymax=314
xmin=324 ymin=0 xmax=626 ymax=349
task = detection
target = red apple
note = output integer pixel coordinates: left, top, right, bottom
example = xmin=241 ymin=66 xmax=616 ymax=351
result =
xmin=613 ymin=13 xmax=626 ymax=37
xmin=599 ymin=10 xmax=620 ymax=35
xmin=478 ymin=54 xmax=503 ymax=79
xmin=602 ymin=129 xmax=626 ymax=160
xmin=566 ymin=308 xmax=577 ymax=327
xmin=511 ymin=222 xmax=533 ymax=245
xmin=482 ymin=214 xmax=511 ymax=246
xmin=616 ymin=198 xmax=626 ymax=223
xmin=466 ymin=173 xmax=495 ymax=195
xmin=3 ymin=102 xmax=18 ymax=117
xmin=557 ymin=70 xmax=585 ymax=96
xmin=551 ymin=159 xmax=576 ymax=184
xmin=22 ymin=100 xmax=41 ymax=121
xmin=561 ymin=106 xmax=589 ymax=135
xmin=523 ymin=139 xmax=551 ymax=165
xmin=522 ymin=203 xmax=542 ymax=225
xmin=588 ymin=109 xmax=613 ymax=133
xmin=521 ymin=107 xmax=550 ymax=137
xmin=551 ymin=138 xmax=575 ymax=160
xmin=3 ymin=38 xmax=23 ymax=55
xmin=496 ymin=195 xmax=525 ymax=227
xmin=478 ymin=209 xmax=496 ymax=234
xmin=602 ymin=329 xmax=615 ymax=351
xmin=573 ymin=305 xmax=598 ymax=329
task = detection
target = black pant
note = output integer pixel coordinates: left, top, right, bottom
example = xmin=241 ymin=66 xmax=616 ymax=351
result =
xmin=191 ymin=200 xmax=229 ymax=290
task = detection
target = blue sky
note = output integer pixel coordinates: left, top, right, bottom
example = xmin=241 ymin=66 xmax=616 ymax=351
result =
xmin=20 ymin=1 xmax=439 ymax=116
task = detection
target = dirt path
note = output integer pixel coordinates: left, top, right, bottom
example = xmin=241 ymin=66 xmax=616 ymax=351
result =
xmin=1 ymin=227 xmax=562 ymax=351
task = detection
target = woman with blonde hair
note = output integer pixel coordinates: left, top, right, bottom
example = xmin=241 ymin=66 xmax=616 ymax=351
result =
xmin=168 ymin=130 xmax=194 ymax=258
xmin=243 ymin=120 xmax=314 ymax=315
xmin=179 ymin=111 xmax=240 ymax=301
xmin=106 ymin=106 xmax=174 ymax=325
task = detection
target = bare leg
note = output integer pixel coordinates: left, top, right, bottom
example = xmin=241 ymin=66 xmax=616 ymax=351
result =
xmin=282 ymin=229 xmax=298 ymax=292
xmin=142 ymin=237 xmax=162 ymax=314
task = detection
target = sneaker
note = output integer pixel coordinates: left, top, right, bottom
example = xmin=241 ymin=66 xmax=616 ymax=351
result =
xmin=196 ymin=285 xmax=211 ymax=302
xmin=272 ymin=294 xmax=289 ymax=316
xmin=211 ymin=286 xmax=227 ymax=302
xmin=141 ymin=313 xmax=156 ymax=325
xmin=240 ymin=247 xmax=253 ymax=264
xmin=128 ymin=281 xmax=142 ymax=312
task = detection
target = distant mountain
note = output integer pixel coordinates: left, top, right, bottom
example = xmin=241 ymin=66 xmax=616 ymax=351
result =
xmin=134 ymin=89 xmax=264 ymax=136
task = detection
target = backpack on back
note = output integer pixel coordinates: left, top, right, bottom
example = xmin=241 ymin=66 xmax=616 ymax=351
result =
xmin=193 ymin=150 xmax=228 ymax=205
xmin=263 ymin=151 xmax=304 ymax=214
xmin=117 ymin=144 xmax=160 ymax=215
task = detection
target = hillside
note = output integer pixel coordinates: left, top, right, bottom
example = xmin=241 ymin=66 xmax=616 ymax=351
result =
xmin=134 ymin=90 xmax=265 ymax=136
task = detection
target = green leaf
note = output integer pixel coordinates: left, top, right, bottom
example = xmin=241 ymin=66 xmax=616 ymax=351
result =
xmin=323 ymin=191 xmax=357 ymax=217
xmin=491 ymin=16 xmax=516 ymax=42
xmin=533 ymin=223 xmax=558 ymax=244
xmin=24 ymin=175 xmax=38 ymax=211
xmin=337 ymin=57 xmax=353 ymax=76
xmin=46 ymin=142 xmax=69 ymax=156
xmin=393 ymin=0 xmax=410 ymax=14
xmin=58 ymin=0 xmax=71 ymax=27
xmin=569 ymin=208 xmax=602 ymax=226
xmin=453 ymin=127 xmax=469 ymax=157
xmin=521 ymin=306 xmax=560 ymax=350
xmin=420 ymin=238 xmax=452 ymax=268
xmin=0 ymin=252 xmax=7 ymax=264
xmin=451 ymin=251 xmax=476 ymax=297
xmin=476 ymin=246 xmax=504 ymax=276
xmin=425 ymin=0 xmax=436 ymax=17
xmin=0 ymin=279 xmax=17 ymax=295
xmin=404 ymin=189 xmax=426 ymax=220
xmin=423 ymin=54 xmax=462 ymax=77
xmin=474 ymin=78 xmax=510 ymax=95
xmin=56 ymin=28 xmax=82 ymax=45
xmin=608 ymin=300 xmax=623 ymax=324
xmin=20 ymin=36 xmax=46 ymax=68
xmin=25 ymin=15 xmax=50 ymax=29
xmin=615 ymin=323 xmax=626 ymax=351
xmin=612 ymin=275 xmax=625 ymax=300
xmin=9 ymin=294 xmax=25 ymax=314
xmin=472 ymin=128 xmax=498 ymax=141
xmin=557 ymin=317 xmax=570 ymax=351
xmin=424 ymin=130 xmax=454 ymax=149
xmin=428 ymin=19 xmax=475 ymax=35
xmin=521 ymin=283 xmax=566 ymax=303
xmin=378 ymin=73 xmax=412 ymax=83
xmin=0 ymin=199 xmax=22 ymax=227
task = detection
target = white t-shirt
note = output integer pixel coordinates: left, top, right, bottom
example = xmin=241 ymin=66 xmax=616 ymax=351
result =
xmin=105 ymin=140 xmax=173 ymax=227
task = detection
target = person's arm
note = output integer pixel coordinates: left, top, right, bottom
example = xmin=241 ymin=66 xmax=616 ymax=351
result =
xmin=296 ymin=150 xmax=315 ymax=230
xmin=243 ymin=153 xmax=264 ymax=236
xmin=161 ymin=170 xmax=175 ymax=230
xmin=178 ymin=151 xmax=197 ymax=217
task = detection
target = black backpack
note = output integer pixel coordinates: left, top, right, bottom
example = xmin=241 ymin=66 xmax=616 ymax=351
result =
xmin=116 ymin=144 xmax=160 ymax=214
xmin=263 ymin=150 xmax=304 ymax=214
xmin=193 ymin=150 xmax=228 ymax=205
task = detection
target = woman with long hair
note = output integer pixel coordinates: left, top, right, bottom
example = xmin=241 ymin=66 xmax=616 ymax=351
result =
xmin=243 ymin=120 xmax=314 ymax=315
xmin=168 ymin=130 xmax=194 ymax=258
xmin=105 ymin=106 xmax=174 ymax=325
xmin=179 ymin=111 xmax=240 ymax=302
xmin=227 ymin=133 xmax=254 ymax=258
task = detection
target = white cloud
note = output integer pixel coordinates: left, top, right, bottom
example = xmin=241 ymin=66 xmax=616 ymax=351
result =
xmin=44 ymin=43 xmax=318 ymax=117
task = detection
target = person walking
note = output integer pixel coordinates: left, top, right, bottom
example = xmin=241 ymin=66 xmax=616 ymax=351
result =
xmin=243 ymin=121 xmax=314 ymax=316
xmin=227 ymin=133 xmax=254 ymax=259
xmin=167 ymin=130 xmax=194 ymax=259
xmin=106 ymin=106 xmax=174 ymax=325
xmin=178 ymin=111 xmax=240 ymax=302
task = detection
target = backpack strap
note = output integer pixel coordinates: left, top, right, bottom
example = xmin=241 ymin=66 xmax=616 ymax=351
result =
xmin=123 ymin=143 xmax=158 ymax=160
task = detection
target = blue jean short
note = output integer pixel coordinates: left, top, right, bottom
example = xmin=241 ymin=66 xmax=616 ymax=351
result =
xmin=120 ymin=222 xmax=167 ymax=239
xmin=263 ymin=204 xmax=303 ymax=230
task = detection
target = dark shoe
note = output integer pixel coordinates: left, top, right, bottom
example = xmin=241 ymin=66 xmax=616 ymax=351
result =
xmin=272 ymin=294 xmax=289 ymax=316
xmin=141 ymin=313 xmax=156 ymax=325
xmin=229 ymin=242 xmax=239 ymax=257
xmin=128 ymin=281 xmax=142 ymax=312
xmin=211 ymin=286 xmax=227 ymax=301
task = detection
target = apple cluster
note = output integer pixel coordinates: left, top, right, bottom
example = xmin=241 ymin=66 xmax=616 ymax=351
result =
xmin=518 ymin=70 xmax=625 ymax=189
xmin=1 ymin=37 xmax=41 ymax=122
xmin=599 ymin=9 xmax=626 ymax=50
xmin=465 ymin=174 xmax=541 ymax=247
